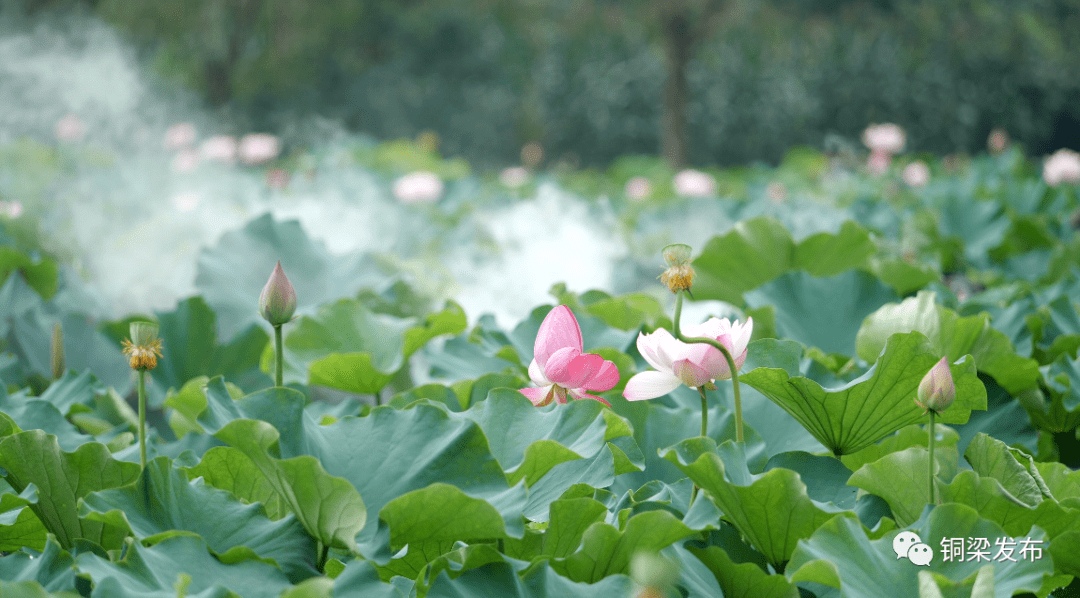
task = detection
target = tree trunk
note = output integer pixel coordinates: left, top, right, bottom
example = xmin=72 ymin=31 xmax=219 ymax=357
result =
xmin=204 ymin=0 xmax=265 ymax=107
xmin=660 ymin=8 xmax=692 ymax=169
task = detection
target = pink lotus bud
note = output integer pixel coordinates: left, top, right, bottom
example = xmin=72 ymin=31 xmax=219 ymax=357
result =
xmin=915 ymin=356 xmax=955 ymax=414
xmin=673 ymin=169 xmax=716 ymax=197
xmin=200 ymin=135 xmax=238 ymax=164
xmin=1043 ymin=149 xmax=1080 ymax=187
xmin=624 ymin=176 xmax=652 ymax=201
xmin=266 ymin=168 xmax=290 ymax=190
xmin=861 ymin=123 xmax=905 ymax=155
xmin=163 ymin=123 xmax=196 ymax=150
xmin=259 ymin=261 xmax=297 ymax=326
xmin=902 ymin=161 xmax=930 ymax=187
xmin=239 ymin=133 xmax=282 ymax=165
xmin=393 ymin=171 xmax=444 ymax=203
xmin=987 ymin=128 xmax=1009 ymax=154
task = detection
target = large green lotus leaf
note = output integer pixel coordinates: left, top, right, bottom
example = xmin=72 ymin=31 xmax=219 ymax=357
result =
xmin=0 ymin=393 xmax=94 ymax=452
xmin=949 ymin=375 xmax=1037 ymax=459
xmin=332 ymin=559 xmax=410 ymax=597
xmin=866 ymin=257 xmax=940 ymax=296
xmin=451 ymin=373 xmax=528 ymax=411
xmin=423 ymin=336 xmax=520 ymax=382
xmin=693 ymin=216 xmax=797 ymax=303
xmin=964 ymin=433 xmax=1051 ymax=507
xmin=78 ymin=456 xmax=317 ymax=582
xmin=793 ymin=220 xmax=877 ymax=276
xmin=6 ymin=311 xmax=129 ymax=395
xmin=1049 ymin=531 xmax=1080 ymax=578
xmin=855 ymin=291 xmax=1040 ymax=394
xmin=0 ymin=581 xmax=81 ymax=598
xmin=607 ymin=390 xmax=768 ymax=495
xmin=424 ymin=560 xmax=633 ymax=598
xmin=0 ymin=273 xmax=42 ymax=337
xmin=936 ymin=470 xmax=1080 ymax=542
xmin=0 ymin=247 xmax=57 ymax=301
xmin=787 ymin=504 xmax=1056 ymax=598
xmin=380 ymin=482 xmax=525 ymax=552
xmin=194 ymin=213 xmax=387 ymax=341
xmin=182 ymin=446 xmax=286 ymax=520
xmin=151 ymin=297 xmax=270 ymax=403
xmin=518 ymin=448 xmax=618 ymax=522
xmin=543 ymin=497 xmax=609 ymax=558
xmin=764 ymin=451 xmax=859 ymax=510
xmin=746 ymin=269 xmax=898 ymax=359
xmin=0 ymin=431 xmax=141 ymax=550
xmin=685 ymin=544 xmax=799 ymax=598
xmin=212 ymin=419 xmax=367 ymax=553
xmin=1046 ymin=353 xmax=1080 ymax=412
xmin=447 ymin=389 xmax=638 ymax=486
xmin=742 ymin=332 xmax=986 ymax=456
xmin=0 ymin=485 xmax=48 ymax=551
xmin=847 ymin=446 xmax=960 ymax=528
xmin=547 ymin=510 xmax=696 ymax=584
xmin=661 ymin=437 xmax=853 ymax=568
xmin=0 ymin=525 xmax=77 ymax=592
xmin=1035 ymin=461 xmax=1080 ymax=501
xmin=304 ymin=403 xmax=528 ymax=558
xmin=938 ymin=196 xmax=1011 ymax=269
xmin=73 ymin=535 xmax=292 ymax=598
xmin=841 ymin=424 xmax=960 ymax=476
xmin=279 ymin=298 xmax=465 ymax=393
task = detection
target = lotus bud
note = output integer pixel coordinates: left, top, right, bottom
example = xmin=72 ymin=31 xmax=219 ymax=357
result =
xmin=659 ymin=243 xmax=695 ymax=294
xmin=259 ymin=261 xmax=297 ymax=326
xmin=50 ymin=322 xmax=64 ymax=380
xmin=915 ymin=356 xmax=955 ymax=414
xmin=122 ymin=321 xmax=163 ymax=371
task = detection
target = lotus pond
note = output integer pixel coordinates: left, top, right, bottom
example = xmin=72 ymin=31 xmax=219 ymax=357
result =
xmin=1 ymin=130 xmax=1080 ymax=598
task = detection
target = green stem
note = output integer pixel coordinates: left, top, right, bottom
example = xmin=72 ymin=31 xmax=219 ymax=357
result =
xmin=699 ymin=385 xmax=708 ymax=438
xmin=274 ymin=324 xmax=283 ymax=388
xmin=672 ymin=291 xmax=744 ymax=443
xmin=928 ymin=411 xmax=936 ymax=505
xmin=137 ymin=370 xmax=147 ymax=470
xmin=316 ymin=541 xmax=328 ymax=573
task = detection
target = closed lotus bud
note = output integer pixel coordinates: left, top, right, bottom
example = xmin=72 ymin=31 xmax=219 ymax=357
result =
xmin=659 ymin=243 xmax=695 ymax=294
xmin=915 ymin=356 xmax=955 ymax=414
xmin=122 ymin=321 xmax=163 ymax=371
xmin=259 ymin=261 xmax=297 ymax=326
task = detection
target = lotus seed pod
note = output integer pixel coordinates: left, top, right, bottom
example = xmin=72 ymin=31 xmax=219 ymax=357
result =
xmin=259 ymin=261 xmax=297 ymax=326
xmin=659 ymin=244 xmax=695 ymax=294
xmin=122 ymin=321 xmax=163 ymax=371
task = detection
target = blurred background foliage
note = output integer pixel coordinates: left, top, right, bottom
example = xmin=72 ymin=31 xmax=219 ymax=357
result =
xmin=2 ymin=0 xmax=1079 ymax=169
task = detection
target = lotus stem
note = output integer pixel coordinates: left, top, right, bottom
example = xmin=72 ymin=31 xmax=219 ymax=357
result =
xmin=928 ymin=411 xmax=936 ymax=505
xmin=274 ymin=324 xmax=284 ymax=388
xmin=138 ymin=369 xmax=147 ymax=470
xmin=698 ymin=385 xmax=708 ymax=438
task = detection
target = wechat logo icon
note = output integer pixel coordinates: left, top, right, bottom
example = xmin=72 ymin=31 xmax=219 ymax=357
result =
xmin=893 ymin=531 xmax=934 ymax=566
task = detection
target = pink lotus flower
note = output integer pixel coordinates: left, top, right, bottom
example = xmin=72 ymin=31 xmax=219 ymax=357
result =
xmin=520 ymin=305 xmax=619 ymax=407
xmin=499 ymin=166 xmax=529 ymax=188
xmin=163 ymin=123 xmax=196 ymax=150
xmin=862 ymin=123 xmax=905 ymax=155
xmin=267 ymin=168 xmax=290 ymax=190
xmin=54 ymin=114 xmax=86 ymax=141
xmin=866 ymin=150 xmax=891 ymax=175
xmin=673 ymin=169 xmax=716 ymax=197
xmin=624 ymin=317 xmax=752 ymax=401
xmin=239 ymin=133 xmax=282 ymax=165
xmin=624 ymin=176 xmax=653 ymax=201
xmin=393 ymin=171 xmax=444 ymax=203
xmin=171 ymin=148 xmax=200 ymax=173
xmin=0 ymin=200 xmax=23 ymax=218
xmin=902 ymin=160 xmax=930 ymax=187
xmin=987 ymin=128 xmax=1009 ymax=154
xmin=1043 ymin=149 xmax=1080 ymax=187
xmin=200 ymin=135 xmax=238 ymax=164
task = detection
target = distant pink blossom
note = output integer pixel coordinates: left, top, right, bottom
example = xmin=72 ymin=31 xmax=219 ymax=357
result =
xmin=862 ymin=123 xmax=905 ymax=155
xmin=765 ymin=181 xmax=787 ymax=204
xmin=867 ymin=150 xmax=891 ymax=176
xmin=624 ymin=317 xmax=752 ymax=401
xmin=393 ymin=171 xmax=444 ymax=203
xmin=0 ymin=200 xmax=23 ymax=218
xmin=902 ymin=161 xmax=930 ymax=187
xmin=163 ymin=123 xmax=196 ymax=150
xmin=520 ymin=306 xmax=619 ymax=407
xmin=54 ymin=114 xmax=86 ymax=141
xmin=171 ymin=148 xmax=200 ymax=173
xmin=673 ymin=169 xmax=716 ymax=197
xmin=624 ymin=176 xmax=652 ymax=201
xmin=1043 ymin=149 xmax=1080 ymax=187
xmin=267 ymin=168 xmax=290 ymax=190
xmin=499 ymin=166 xmax=529 ymax=188
xmin=200 ymin=135 xmax=238 ymax=164
xmin=987 ymin=128 xmax=1009 ymax=154
xmin=238 ymin=133 xmax=282 ymax=165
